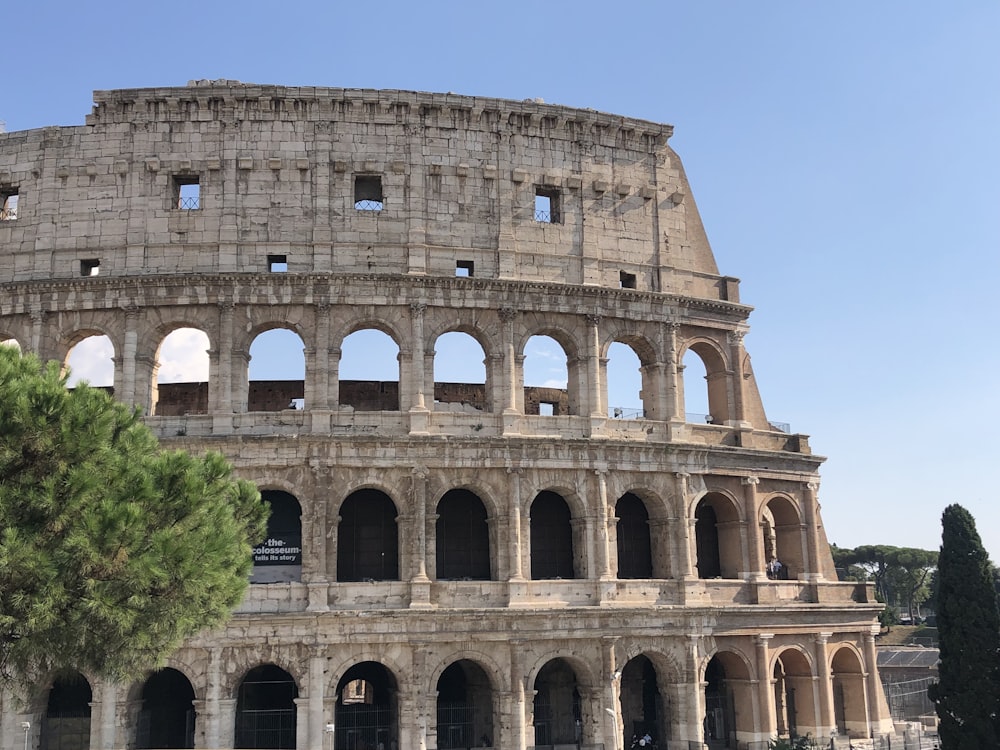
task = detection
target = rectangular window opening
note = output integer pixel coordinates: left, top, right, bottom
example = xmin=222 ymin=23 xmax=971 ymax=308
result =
xmin=539 ymin=402 xmax=555 ymax=416
xmin=268 ymin=254 xmax=288 ymax=273
xmin=80 ymin=259 xmax=100 ymax=277
xmin=174 ymin=176 xmax=201 ymax=210
xmin=619 ymin=271 xmax=637 ymax=289
xmin=455 ymin=260 xmax=474 ymax=277
xmin=354 ymin=175 xmax=383 ymax=211
xmin=0 ymin=189 xmax=18 ymax=221
xmin=534 ymin=186 xmax=560 ymax=223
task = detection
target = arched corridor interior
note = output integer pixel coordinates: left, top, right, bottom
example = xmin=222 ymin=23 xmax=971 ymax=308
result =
xmin=620 ymin=655 xmax=666 ymax=747
xmin=435 ymin=661 xmax=494 ymax=749
xmin=337 ymin=490 xmax=399 ymax=582
xmin=532 ymin=660 xmax=581 ymax=747
xmin=334 ymin=662 xmax=397 ymax=750
xmin=234 ymin=665 xmax=297 ymax=749
xmin=616 ymin=493 xmax=653 ymax=579
xmin=435 ymin=489 xmax=491 ymax=580
xmin=135 ymin=668 xmax=195 ymax=749
xmin=41 ymin=674 xmax=91 ymax=750
xmin=529 ymin=491 xmax=576 ymax=580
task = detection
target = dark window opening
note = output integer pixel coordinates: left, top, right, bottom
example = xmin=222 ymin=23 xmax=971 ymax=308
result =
xmin=43 ymin=673 xmax=92 ymax=750
xmin=539 ymin=401 xmax=556 ymax=416
xmin=436 ymin=490 xmax=491 ymax=580
xmin=1 ymin=189 xmax=18 ymax=220
xmin=456 ymin=260 xmax=474 ymax=277
xmin=534 ymin=187 xmax=560 ymax=223
xmin=268 ymin=254 xmax=288 ymax=272
xmin=619 ymin=271 xmax=637 ymax=289
xmin=355 ymin=175 xmax=384 ymax=211
xmin=251 ymin=491 xmax=303 ymax=584
xmin=338 ymin=490 xmax=399 ymax=581
xmin=235 ymin=665 xmax=298 ymax=750
xmin=616 ymin=493 xmax=653 ymax=578
xmin=136 ymin=669 xmax=196 ymax=749
xmin=174 ymin=176 xmax=200 ymax=210
xmin=695 ymin=502 xmax=722 ymax=579
xmin=80 ymin=259 xmax=100 ymax=277
xmin=530 ymin=491 xmax=575 ymax=580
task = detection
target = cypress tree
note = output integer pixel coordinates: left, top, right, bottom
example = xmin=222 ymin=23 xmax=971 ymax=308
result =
xmin=928 ymin=504 xmax=1000 ymax=749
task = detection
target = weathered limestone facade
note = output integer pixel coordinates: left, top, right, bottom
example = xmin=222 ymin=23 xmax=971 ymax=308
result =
xmin=0 ymin=82 xmax=894 ymax=750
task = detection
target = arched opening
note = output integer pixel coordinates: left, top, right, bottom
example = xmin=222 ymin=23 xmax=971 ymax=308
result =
xmin=831 ymin=647 xmax=868 ymax=738
xmin=65 ymin=334 xmax=114 ymax=391
xmin=248 ymin=328 xmax=305 ymax=411
xmin=619 ymin=655 xmax=667 ymax=747
xmin=694 ymin=494 xmax=742 ymax=579
xmin=436 ymin=489 xmax=491 ymax=581
xmin=530 ymin=491 xmax=576 ymax=580
xmin=682 ymin=343 xmax=730 ymax=425
xmin=703 ymin=652 xmax=753 ymax=748
xmin=774 ymin=649 xmax=817 ymax=740
xmin=136 ymin=668 xmax=196 ymax=749
xmin=337 ymin=490 xmax=399 ymax=581
xmin=762 ymin=496 xmax=804 ymax=580
xmin=251 ymin=490 xmax=303 ymax=584
xmin=1 ymin=337 xmax=21 ymax=352
xmin=606 ymin=340 xmax=646 ymax=420
xmin=41 ymin=673 xmax=91 ymax=750
xmin=153 ymin=327 xmax=210 ymax=416
xmin=339 ymin=328 xmax=400 ymax=411
xmin=532 ymin=659 xmax=581 ymax=747
xmin=234 ymin=664 xmax=298 ymax=749
xmin=523 ymin=334 xmax=570 ymax=416
xmin=435 ymin=660 xmax=495 ymax=749
xmin=433 ymin=331 xmax=489 ymax=413
xmin=333 ymin=662 xmax=398 ymax=750
xmin=616 ymin=493 xmax=652 ymax=579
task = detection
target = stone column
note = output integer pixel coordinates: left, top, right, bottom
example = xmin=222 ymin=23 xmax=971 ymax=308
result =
xmin=507 ymin=467 xmax=524 ymax=581
xmin=862 ymin=629 xmax=882 ymax=736
xmin=308 ymin=646 xmax=326 ymax=750
xmin=217 ymin=698 xmax=237 ymax=749
xmin=682 ymin=635 xmax=706 ymax=746
xmin=121 ymin=305 xmax=139 ymax=408
xmin=742 ymin=476 xmax=765 ymax=580
xmin=210 ymin=301 xmax=235 ymax=414
xmin=29 ymin=309 xmax=47 ymax=358
xmin=603 ymin=638 xmax=622 ymax=750
xmin=803 ymin=481 xmax=824 ymax=581
xmin=411 ymin=467 xmax=430 ymax=582
xmin=293 ymin=697 xmax=308 ymax=750
xmin=499 ymin=308 xmax=519 ymax=414
xmin=754 ymin=634 xmax=776 ymax=740
xmin=97 ymin=680 xmax=118 ymax=750
xmin=595 ymin=469 xmax=613 ymax=580
xmin=674 ymin=473 xmax=695 ymax=579
xmin=665 ymin=322 xmax=681 ymax=421
xmin=310 ymin=302 xmax=332 ymax=409
xmin=409 ymin=303 xmax=428 ymax=410
xmin=509 ymin=641 xmax=527 ymax=750
xmin=726 ymin=330 xmax=747 ymax=425
xmin=204 ymin=648 xmax=223 ymax=749
xmin=586 ymin=314 xmax=603 ymax=417
xmin=813 ymin=633 xmax=835 ymax=738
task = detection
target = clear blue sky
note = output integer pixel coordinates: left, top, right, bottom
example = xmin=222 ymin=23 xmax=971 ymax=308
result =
xmin=5 ymin=1 xmax=998 ymax=560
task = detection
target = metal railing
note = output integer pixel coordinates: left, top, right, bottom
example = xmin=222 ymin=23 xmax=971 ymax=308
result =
xmin=177 ymin=196 xmax=200 ymax=210
xmin=355 ymin=199 xmax=383 ymax=211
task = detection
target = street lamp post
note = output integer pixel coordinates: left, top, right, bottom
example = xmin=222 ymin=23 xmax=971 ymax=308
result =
xmin=20 ymin=721 xmax=30 ymax=750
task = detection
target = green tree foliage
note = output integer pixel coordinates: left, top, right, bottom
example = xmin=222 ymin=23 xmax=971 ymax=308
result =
xmin=927 ymin=504 xmax=1000 ymax=749
xmin=0 ymin=347 xmax=268 ymax=684
xmin=831 ymin=544 xmax=937 ymax=619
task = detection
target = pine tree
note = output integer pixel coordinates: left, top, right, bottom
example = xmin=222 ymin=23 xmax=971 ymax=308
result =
xmin=0 ymin=347 xmax=268 ymax=685
xmin=927 ymin=504 xmax=1000 ymax=749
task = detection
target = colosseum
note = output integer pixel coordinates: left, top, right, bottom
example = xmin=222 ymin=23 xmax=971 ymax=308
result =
xmin=0 ymin=82 xmax=894 ymax=750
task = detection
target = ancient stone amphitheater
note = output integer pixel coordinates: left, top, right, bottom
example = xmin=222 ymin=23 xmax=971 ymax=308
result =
xmin=0 ymin=82 xmax=893 ymax=750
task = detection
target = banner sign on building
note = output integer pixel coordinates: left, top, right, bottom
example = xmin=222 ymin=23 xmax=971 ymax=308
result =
xmin=253 ymin=536 xmax=302 ymax=566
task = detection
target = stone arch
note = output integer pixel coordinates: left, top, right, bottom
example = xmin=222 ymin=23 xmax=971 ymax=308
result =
xmin=434 ymin=659 xmax=497 ymax=749
xmin=772 ymin=646 xmax=818 ymax=740
xmin=618 ymin=653 xmax=670 ymax=748
xmin=703 ymin=650 xmax=754 ymax=747
xmin=234 ymin=664 xmax=299 ymax=749
xmin=40 ymin=672 xmax=92 ymax=750
xmin=762 ymin=493 xmax=805 ymax=580
xmin=693 ymin=491 xmax=743 ymax=579
xmin=0 ymin=335 xmax=23 ymax=352
xmin=529 ymin=490 xmax=578 ymax=580
xmin=246 ymin=326 xmax=307 ymax=411
xmin=337 ymin=324 xmax=402 ymax=411
xmin=520 ymin=325 xmax=581 ymax=416
xmin=62 ymin=329 xmax=118 ymax=390
xmin=615 ymin=492 xmax=653 ymax=579
xmin=680 ymin=337 xmax=731 ymax=425
xmin=431 ymin=328 xmax=491 ymax=413
xmin=337 ymin=488 xmax=400 ymax=581
xmin=435 ymin=488 xmax=492 ymax=581
xmin=603 ymin=331 xmax=659 ymax=420
xmin=332 ymin=661 xmax=399 ymax=750
xmin=134 ymin=667 xmax=197 ymax=749
xmin=830 ymin=645 xmax=868 ymax=738
xmin=251 ymin=489 xmax=303 ymax=584
xmin=150 ymin=324 xmax=212 ymax=416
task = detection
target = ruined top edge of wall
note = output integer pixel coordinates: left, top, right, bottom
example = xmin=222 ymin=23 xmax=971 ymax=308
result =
xmin=78 ymin=83 xmax=673 ymax=144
